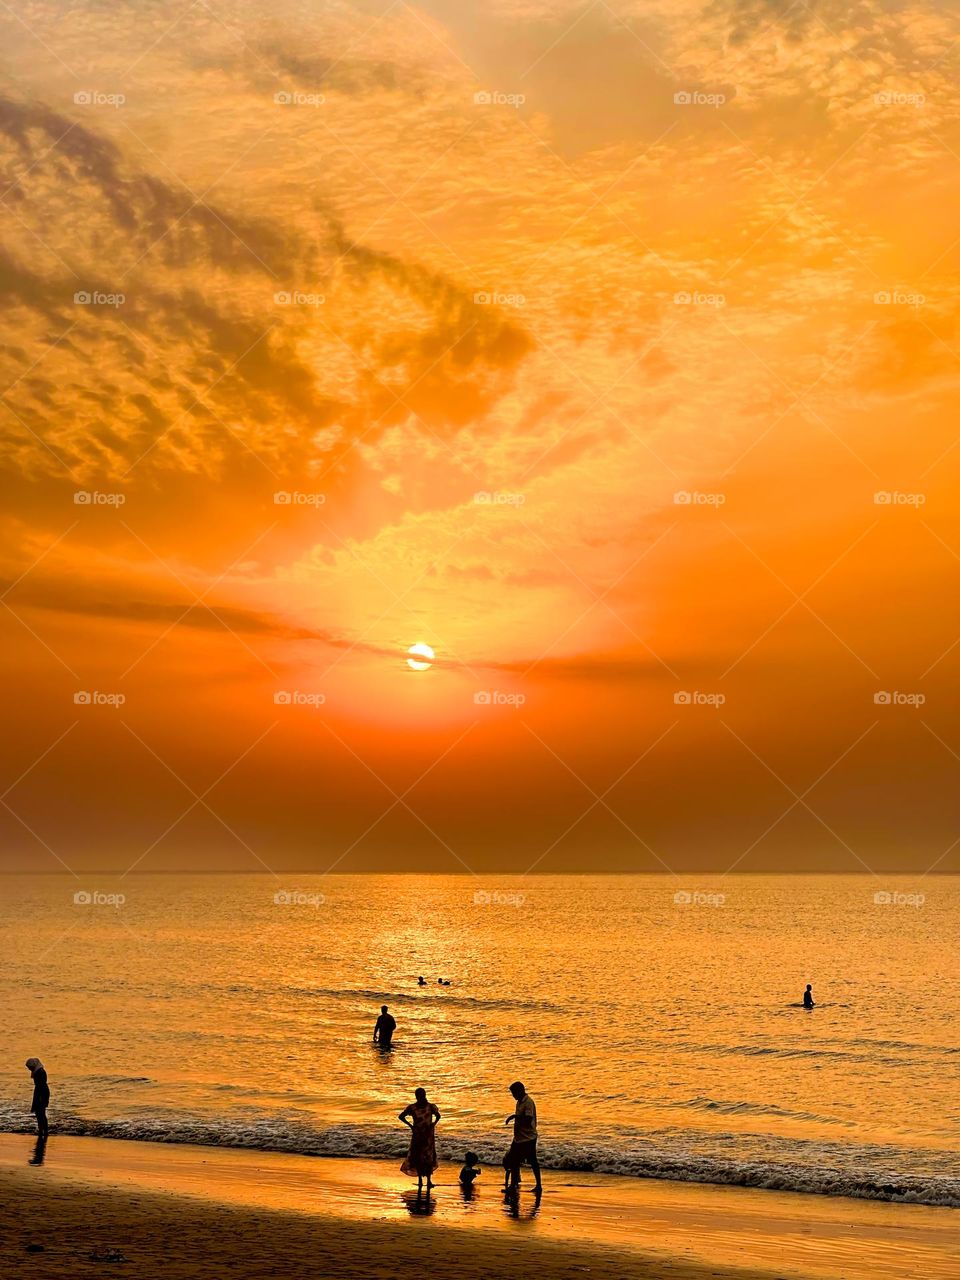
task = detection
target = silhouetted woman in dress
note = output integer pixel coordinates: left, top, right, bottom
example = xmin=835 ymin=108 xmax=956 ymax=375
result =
xmin=399 ymin=1086 xmax=440 ymax=1193
xmin=25 ymin=1058 xmax=49 ymax=1138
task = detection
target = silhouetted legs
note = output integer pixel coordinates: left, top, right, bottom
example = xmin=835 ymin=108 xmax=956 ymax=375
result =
xmin=507 ymin=1148 xmax=541 ymax=1193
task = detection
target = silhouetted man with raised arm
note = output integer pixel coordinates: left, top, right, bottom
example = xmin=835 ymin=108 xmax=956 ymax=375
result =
xmin=504 ymin=1080 xmax=541 ymax=1193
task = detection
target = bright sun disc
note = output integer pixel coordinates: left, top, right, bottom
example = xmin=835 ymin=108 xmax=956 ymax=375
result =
xmin=406 ymin=642 xmax=435 ymax=671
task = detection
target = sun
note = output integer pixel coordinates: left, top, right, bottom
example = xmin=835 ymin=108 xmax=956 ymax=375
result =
xmin=406 ymin=642 xmax=435 ymax=671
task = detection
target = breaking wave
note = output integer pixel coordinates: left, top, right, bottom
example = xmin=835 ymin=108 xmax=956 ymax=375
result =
xmin=1 ymin=1109 xmax=956 ymax=1208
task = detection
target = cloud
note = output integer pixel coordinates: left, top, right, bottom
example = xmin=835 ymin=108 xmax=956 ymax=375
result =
xmin=0 ymin=0 xmax=956 ymax=871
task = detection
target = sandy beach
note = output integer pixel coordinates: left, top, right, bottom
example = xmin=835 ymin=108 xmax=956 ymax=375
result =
xmin=0 ymin=1134 xmax=955 ymax=1280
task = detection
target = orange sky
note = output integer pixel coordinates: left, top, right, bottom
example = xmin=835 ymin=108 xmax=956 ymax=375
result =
xmin=0 ymin=0 xmax=958 ymax=874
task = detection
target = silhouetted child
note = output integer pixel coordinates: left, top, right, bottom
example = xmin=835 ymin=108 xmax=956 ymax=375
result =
xmin=459 ymin=1152 xmax=481 ymax=1187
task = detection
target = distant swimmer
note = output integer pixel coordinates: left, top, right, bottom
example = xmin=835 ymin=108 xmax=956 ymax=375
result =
xmin=437 ymin=978 xmax=451 ymax=986
xmin=417 ymin=976 xmax=427 ymax=986
xmin=373 ymin=1005 xmax=397 ymax=1049
xmin=803 ymin=984 xmax=815 ymax=1009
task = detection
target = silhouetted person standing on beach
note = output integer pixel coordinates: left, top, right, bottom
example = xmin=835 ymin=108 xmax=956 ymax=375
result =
xmin=803 ymin=984 xmax=815 ymax=1009
xmin=373 ymin=1005 xmax=396 ymax=1049
xmin=25 ymin=1058 xmax=48 ymax=1138
xmin=504 ymin=1080 xmax=541 ymax=1194
xmin=399 ymin=1087 xmax=440 ymax=1193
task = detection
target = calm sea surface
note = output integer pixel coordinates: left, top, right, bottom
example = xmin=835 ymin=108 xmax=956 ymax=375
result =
xmin=1 ymin=875 xmax=957 ymax=1206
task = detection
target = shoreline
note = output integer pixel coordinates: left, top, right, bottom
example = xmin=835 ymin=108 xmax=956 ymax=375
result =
xmin=1 ymin=1133 xmax=957 ymax=1279
xmin=1 ymin=1117 xmax=956 ymax=1209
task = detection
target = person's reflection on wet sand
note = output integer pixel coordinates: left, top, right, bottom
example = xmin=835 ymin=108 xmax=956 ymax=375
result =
xmin=28 ymin=1135 xmax=47 ymax=1166
xmin=502 ymin=1185 xmax=542 ymax=1221
xmin=401 ymin=1188 xmax=437 ymax=1217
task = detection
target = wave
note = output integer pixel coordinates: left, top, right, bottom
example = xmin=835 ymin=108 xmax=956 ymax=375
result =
xmin=7 ymin=980 xmax=559 ymax=1015
xmin=83 ymin=1075 xmax=155 ymax=1086
xmin=284 ymin=986 xmax=558 ymax=1012
xmin=844 ymin=1037 xmax=958 ymax=1055
xmin=1 ymin=1110 xmax=956 ymax=1209
xmin=712 ymin=1043 xmax=919 ymax=1066
xmin=781 ymin=1002 xmax=852 ymax=1009
xmin=671 ymin=1096 xmax=850 ymax=1125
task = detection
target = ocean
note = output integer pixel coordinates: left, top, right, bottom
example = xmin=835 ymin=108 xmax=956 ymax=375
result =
xmin=1 ymin=874 xmax=957 ymax=1207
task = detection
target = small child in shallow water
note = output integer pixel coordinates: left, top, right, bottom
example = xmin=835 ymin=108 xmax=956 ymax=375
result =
xmin=459 ymin=1152 xmax=481 ymax=1187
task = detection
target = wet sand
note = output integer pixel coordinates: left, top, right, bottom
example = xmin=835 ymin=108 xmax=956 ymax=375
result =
xmin=0 ymin=1133 xmax=955 ymax=1279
